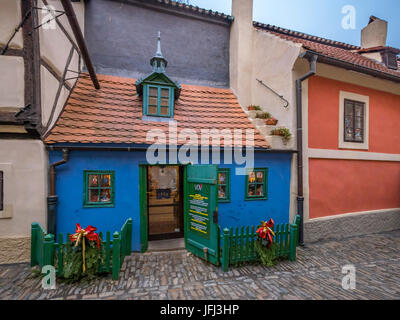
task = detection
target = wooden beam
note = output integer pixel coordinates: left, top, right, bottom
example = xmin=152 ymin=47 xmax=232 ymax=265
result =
xmin=60 ymin=0 xmax=100 ymax=89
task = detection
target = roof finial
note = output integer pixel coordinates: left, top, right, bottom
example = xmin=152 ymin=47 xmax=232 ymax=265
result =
xmin=156 ymin=31 xmax=162 ymax=57
xmin=150 ymin=31 xmax=168 ymax=72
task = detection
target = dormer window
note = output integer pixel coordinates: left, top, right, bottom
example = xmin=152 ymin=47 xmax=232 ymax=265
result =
xmin=144 ymin=85 xmax=174 ymax=117
xmin=135 ymin=32 xmax=181 ymax=119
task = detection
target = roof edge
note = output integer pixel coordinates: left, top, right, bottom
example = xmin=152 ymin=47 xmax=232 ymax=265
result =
xmin=253 ymin=21 xmax=360 ymax=51
xmin=302 ymin=50 xmax=400 ymax=84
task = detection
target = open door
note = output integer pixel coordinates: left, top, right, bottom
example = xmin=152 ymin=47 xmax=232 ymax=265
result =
xmin=184 ymin=164 xmax=219 ymax=265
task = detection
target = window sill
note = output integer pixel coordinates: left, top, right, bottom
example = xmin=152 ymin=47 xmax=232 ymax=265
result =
xmin=83 ymin=204 xmax=115 ymax=209
xmin=245 ymin=197 xmax=268 ymax=201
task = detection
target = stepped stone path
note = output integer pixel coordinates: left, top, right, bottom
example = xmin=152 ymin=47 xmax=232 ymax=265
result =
xmin=1 ymin=230 xmax=400 ymax=300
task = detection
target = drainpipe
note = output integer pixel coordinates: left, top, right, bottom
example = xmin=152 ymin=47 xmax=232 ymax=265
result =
xmin=47 ymin=149 xmax=69 ymax=235
xmin=296 ymin=52 xmax=317 ymax=246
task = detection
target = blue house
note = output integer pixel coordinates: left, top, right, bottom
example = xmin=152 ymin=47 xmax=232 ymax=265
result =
xmin=44 ymin=35 xmax=293 ymax=258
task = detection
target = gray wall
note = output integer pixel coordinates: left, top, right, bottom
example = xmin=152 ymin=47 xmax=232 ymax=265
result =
xmin=85 ymin=0 xmax=230 ymax=87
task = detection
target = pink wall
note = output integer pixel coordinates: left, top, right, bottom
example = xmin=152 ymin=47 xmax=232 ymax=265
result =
xmin=307 ymin=76 xmax=400 ymax=218
xmin=309 ymin=159 xmax=400 ymax=219
xmin=308 ymin=76 xmax=400 ymax=154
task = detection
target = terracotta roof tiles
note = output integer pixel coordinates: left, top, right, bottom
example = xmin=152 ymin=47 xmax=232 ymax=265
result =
xmin=254 ymin=22 xmax=400 ymax=79
xmin=45 ymin=73 xmax=270 ymax=149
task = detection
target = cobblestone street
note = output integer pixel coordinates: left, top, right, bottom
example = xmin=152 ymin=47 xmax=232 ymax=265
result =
xmin=1 ymin=230 xmax=400 ymax=300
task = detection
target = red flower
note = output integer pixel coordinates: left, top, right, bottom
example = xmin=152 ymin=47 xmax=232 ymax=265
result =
xmin=256 ymin=219 xmax=275 ymax=245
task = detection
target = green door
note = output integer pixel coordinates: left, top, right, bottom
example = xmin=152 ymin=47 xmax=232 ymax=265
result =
xmin=184 ymin=164 xmax=219 ymax=265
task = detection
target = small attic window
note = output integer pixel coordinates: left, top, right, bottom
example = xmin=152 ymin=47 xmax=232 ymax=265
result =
xmin=144 ymin=85 xmax=174 ymax=117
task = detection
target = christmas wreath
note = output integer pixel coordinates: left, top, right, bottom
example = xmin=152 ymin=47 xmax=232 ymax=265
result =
xmin=59 ymin=224 xmax=106 ymax=283
xmin=255 ymin=219 xmax=278 ymax=267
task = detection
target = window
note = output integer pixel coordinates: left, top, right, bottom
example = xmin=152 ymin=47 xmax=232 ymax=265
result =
xmin=344 ymin=99 xmax=365 ymax=143
xmin=245 ymin=168 xmax=268 ymax=200
xmin=339 ymin=91 xmax=369 ymax=150
xmin=144 ymin=85 xmax=174 ymax=117
xmin=0 ymin=171 xmax=3 ymax=211
xmin=83 ymin=171 xmax=115 ymax=207
xmin=217 ymin=168 xmax=230 ymax=202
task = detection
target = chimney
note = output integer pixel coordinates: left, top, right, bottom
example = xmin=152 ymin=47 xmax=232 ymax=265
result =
xmin=359 ymin=16 xmax=398 ymax=70
xmin=361 ymin=16 xmax=388 ymax=49
xmin=230 ymin=0 xmax=254 ymax=107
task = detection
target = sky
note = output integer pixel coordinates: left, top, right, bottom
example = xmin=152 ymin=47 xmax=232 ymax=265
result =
xmin=187 ymin=0 xmax=400 ymax=49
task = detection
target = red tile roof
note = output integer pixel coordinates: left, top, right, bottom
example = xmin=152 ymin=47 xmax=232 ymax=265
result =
xmin=44 ymin=73 xmax=270 ymax=149
xmin=253 ymin=22 xmax=400 ymax=79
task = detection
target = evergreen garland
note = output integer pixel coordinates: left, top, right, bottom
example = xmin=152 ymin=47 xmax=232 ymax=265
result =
xmin=58 ymin=238 xmax=107 ymax=283
xmin=255 ymin=240 xmax=277 ymax=267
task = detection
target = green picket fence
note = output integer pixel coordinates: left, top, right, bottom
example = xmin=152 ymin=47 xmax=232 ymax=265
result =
xmin=31 ymin=218 xmax=133 ymax=280
xmin=220 ymin=215 xmax=300 ymax=272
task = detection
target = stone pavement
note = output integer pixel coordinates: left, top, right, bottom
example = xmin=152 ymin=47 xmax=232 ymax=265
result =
xmin=1 ymin=230 xmax=400 ymax=300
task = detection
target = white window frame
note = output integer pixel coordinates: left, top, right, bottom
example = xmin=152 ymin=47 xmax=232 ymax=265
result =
xmin=339 ymin=91 xmax=369 ymax=150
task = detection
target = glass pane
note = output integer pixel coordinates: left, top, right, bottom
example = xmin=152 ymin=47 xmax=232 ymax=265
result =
xmin=88 ymin=174 xmax=99 ymax=187
xmin=344 ymin=102 xmax=354 ymax=115
xmin=149 ymin=97 xmax=158 ymax=106
xmin=256 ymin=171 xmax=264 ymax=183
xmin=149 ymin=87 xmax=158 ymax=96
xmin=345 ymin=127 xmax=353 ymax=138
xmin=100 ymin=189 xmax=111 ymax=202
xmin=355 ymin=103 xmax=364 ymax=117
xmin=256 ymin=184 xmax=264 ymax=196
xmin=355 ymin=117 xmax=363 ymax=129
xmin=218 ymin=172 xmax=226 ymax=185
xmin=101 ymin=174 xmax=111 ymax=187
xmin=161 ymin=88 xmax=169 ymax=98
xmin=344 ymin=116 xmax=353 ymax=130
xmin=148 ymin=106 xmax=157 ymax=114
xmin=218 ymin=186 xmax=226 ymax=199
xmin=248 ymin=184 xmax=256 ymax=196
xmin=354 ymin=128 xmax=363 ymax=141
xmin=160 ymin=106 xmax=169 ymax=116
xmin=161 ymin=98 xmax=169 ymax=107
xmin=89 ymin=189 xmax=99 ymax=202
xmin=248 ymin=171 xmax=256 ymax=183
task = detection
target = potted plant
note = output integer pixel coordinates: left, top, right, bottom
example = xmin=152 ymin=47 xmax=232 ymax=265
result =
xmin=270 ymin=127 xmax=291 ymax=143
xmin=247 ymin=105 xmax=261 ymax=111
xmin=255 ymin=112 xmax=279 ymax=125
xmin=255 ymin=219 xmax=277 ymax=267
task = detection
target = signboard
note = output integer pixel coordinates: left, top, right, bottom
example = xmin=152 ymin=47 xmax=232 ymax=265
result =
xmin=185 ymin=165 xmax=219 ymax=265
xmin=188 ymin=183 xmax=210 ymax=239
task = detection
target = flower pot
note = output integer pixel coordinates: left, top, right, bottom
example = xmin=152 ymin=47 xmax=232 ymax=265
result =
xmin=264 ymin=118 xmax=278 ymax=125
xmin=271 ymin=129 xmax=282 ymax=136
xmin=247 ymin=106 xmax=259 ymax=111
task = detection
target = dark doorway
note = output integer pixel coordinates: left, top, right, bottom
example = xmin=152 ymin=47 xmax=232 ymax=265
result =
xmin=147 ymin=165 xmax=184 ymax=241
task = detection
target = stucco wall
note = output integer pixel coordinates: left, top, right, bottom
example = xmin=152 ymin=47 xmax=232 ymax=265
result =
xmin=0 ymin=56 xmax=25 ymax=109
xmin=308 ymin=76 xmax=400 ymax=153
xmin=309 ymin=159 xmax=400 ymax=218
xmin=84 ymin=0 xmax=230 ymax=87
xmin=0 ymin=0 xmax=23 ymax=49
xmin=0 ymin=140 xmax=48 ymax=264
xmin=49 ymin=149 xmax=292 ymax=252
xmin=38 ymin=0 xmax=84 ymax=128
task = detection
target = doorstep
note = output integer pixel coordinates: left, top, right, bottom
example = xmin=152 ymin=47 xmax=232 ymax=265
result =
xmin=147 ymin=238 xmax=185 ymax=252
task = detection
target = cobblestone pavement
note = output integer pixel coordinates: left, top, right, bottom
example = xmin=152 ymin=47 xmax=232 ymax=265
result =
xmin=1 ymin=230 xmax=400 ymax=300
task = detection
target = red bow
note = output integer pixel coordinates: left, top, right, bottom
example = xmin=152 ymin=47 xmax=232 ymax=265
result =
xmin=69 ymin=223 xmax=100 ymax=249
xmin=256 ymin=218 xmax=275 ymax=244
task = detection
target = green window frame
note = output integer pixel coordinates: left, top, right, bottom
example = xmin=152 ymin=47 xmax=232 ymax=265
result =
xmin=245 ymin=168 xmax=268 ymax=200
xmin=217 ymin=168 xmax=230 ymax=203
xmin=143 ymin=84 xmax=174 ymax=118
xmin=83 ymin=170 xmax=115 ymax=208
